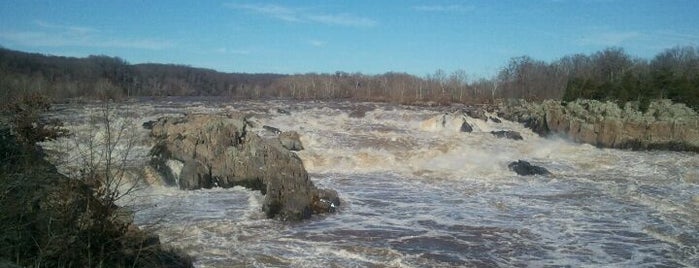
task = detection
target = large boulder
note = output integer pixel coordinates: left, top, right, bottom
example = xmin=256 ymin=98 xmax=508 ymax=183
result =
xmin=148 ymin=113 xmax=338 ymax=221
xmin=508 ymin=160 xmax=551 ymax=176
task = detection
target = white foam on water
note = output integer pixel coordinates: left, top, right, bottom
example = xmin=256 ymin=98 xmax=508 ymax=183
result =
xmin=42 ymin=99 xmax=699 ymax=267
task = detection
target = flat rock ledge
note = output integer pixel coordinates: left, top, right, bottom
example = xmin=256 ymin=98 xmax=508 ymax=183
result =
xmin=148 ymin=113 xmax=339 ymax=221
xmin=498 ymin=99 xmax=699 ymax=152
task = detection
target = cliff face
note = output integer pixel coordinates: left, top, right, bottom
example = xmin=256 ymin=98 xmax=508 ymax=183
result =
xmin=499 ymin=99 xmax=699 ymax=151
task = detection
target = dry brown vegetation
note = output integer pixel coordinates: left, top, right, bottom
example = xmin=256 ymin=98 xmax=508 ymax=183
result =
xmin=0 ymin=96 xmax=193 ymax=267
xmin=2 ymin=46 xmax=697 ymax=111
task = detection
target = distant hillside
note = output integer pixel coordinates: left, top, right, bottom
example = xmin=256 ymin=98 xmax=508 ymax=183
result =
xmin=1 ymin=46 xmax=697 ymax=111
xmin=0 ymin=47 xmax=484 ymax=104
xmin=0 ymin=47 xmax=285 ymax=100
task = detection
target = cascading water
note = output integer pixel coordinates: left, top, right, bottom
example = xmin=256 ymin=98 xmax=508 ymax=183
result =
xmin=43 ymin=98 xmax=699 ymax=267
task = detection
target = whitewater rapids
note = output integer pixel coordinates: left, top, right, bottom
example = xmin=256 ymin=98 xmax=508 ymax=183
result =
xmin=43 ymin=98 xmax=699 ymax=267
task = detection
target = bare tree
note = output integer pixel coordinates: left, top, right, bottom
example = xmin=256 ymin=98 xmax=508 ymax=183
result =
xmin=43 ymin=101 xmax=143 ymax=208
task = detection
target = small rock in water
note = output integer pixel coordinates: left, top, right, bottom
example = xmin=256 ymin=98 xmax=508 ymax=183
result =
xmin=508 ymin=160 xmax=551 ymax=176
xmin=348 ymin=106 xmax=375 ymax=118
xmin=311 ymin=189 xmax=341 ymax=214
xmin=348 ymin=109 xmax=366 ymax=118
xmin=263 ymin=125 xmax=282 ymax=134
xmin=142 ymin=120 xmax=156 ymax=129
xmin=277 ymin=108 xmax=291 ymax=115
xmin=491 ymin=130 xmax=523 ymax=140
xmin=460 ymin=121 xmax=473 ymax=133
xmin=489 ymin=116 xmax=502 ymax=123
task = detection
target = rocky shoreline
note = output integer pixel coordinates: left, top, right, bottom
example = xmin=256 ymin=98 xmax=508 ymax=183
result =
xmin=497 ymin=99 xmax=699 ymax=152
xmin=0 ymin=121 xmax=193 ymax=267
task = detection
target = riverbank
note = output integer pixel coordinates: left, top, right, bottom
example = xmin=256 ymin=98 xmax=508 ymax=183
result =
xmin=0 ymin=120 xmax=193 ymax=267
xmin=498 ymin=99 xmax=699 ymax=152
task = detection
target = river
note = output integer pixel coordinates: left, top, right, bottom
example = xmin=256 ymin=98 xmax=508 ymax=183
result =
xmin=43 ymin=98 xmax=699 ymax=267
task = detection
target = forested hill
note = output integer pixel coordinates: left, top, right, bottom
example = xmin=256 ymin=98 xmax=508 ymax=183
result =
xmin=1 ymin=46 xmax=698 ymax=111
xmin=0 ymin=47 xmax=284 ymax=99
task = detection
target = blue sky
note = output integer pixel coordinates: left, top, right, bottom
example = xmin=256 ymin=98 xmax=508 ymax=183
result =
xmin=1 ymin=1 xmax=698 ymax=78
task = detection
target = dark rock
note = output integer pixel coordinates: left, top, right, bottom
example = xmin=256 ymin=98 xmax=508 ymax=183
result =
xmin=148 ymin=113 xmax=338 ymax=221
xmin=263 ymin=125 xmax=282 ymax=134
xmin=277 ymin=108 xmax=291 ymax=115
xmin=279 ymin=131 xmax=304 ymax=151
xmin=522 ymin=115 xmax=550 ymax=136
xmin=349 ymin=109 xmax=366 ymax=118
xmin=348 ymin=106 xmax=374 ymax=118
xmin=464 ymin=108 xmax=488 ymax=121
xmin=508 ymin=160 xmax=551 ymax=176
xmin=489 ymin=116 xmax=502 ymax=123
xmin=460 ymin=121 xmax=473 ymax=133
xmin=311 ymin=189 xmax=341 ymax=214
xmin=491 ymin=130 xmax=523 ymax=140
xmin=142 ymin=120 xmax=156 ymax=130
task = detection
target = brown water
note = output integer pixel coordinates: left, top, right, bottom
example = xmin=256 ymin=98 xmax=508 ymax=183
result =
xmin=44 ymin=98 xmax=699 ymax=267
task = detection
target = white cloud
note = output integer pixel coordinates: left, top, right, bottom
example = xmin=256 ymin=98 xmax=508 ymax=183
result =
xmin=226 ymin=3 xmax=377 ymax=27
xmin=412 ymin=5 xmax=475 ymax=12
xmin=0 ymin=21 xmax=174 ymax=50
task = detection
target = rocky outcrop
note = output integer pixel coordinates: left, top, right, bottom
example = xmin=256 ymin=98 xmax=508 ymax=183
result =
xmin=148 ymin=113 xmax=338 ymax=221
xmin=499 ymin=99 xmax=699 ymax=152
xmin=279 ymin=131 xmax=304 ymax=151
xmin=464 ymin=107 xmax=488 ymax=121
xmin=491 ymin=130 xmax=523 ymax=140
xmin=508 ymin=160 xmax=551 ymax=176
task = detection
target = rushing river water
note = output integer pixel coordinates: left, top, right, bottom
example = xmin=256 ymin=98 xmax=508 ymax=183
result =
xmin=44 ymin=98 xmax=699 ymax=267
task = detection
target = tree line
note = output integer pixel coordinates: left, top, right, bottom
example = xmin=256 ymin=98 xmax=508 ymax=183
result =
xmin=1 ymin=46 xmax=697 ymax=110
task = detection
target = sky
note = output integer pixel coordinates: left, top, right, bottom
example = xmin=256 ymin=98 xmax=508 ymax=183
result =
xmin=1 ymin=0 xmax=698 ymax=78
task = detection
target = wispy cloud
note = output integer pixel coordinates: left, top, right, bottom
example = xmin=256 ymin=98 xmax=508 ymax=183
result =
xmin=0 ymin=21 xmax=174 ymax=50
xmin=307 ymin=14 xmax=376 ymax=27
xmin=577 ymin=31 xmax=642 ymax=46
xmin=34 ymin=20 xmax=97 ymax=35
xmin=214 ymin=47 xmax=251 ymax=55
xmin=225 ymin=3 xmax=377 ymax=27
xmin=575 ymin=29 xmax=699 ymax=51
xmin=653 ymin=30 xmax=699 ymax=46
xmin=308 ymin=39 xmax=326 ymax=47
xmin=226 ymin=3 xmax=302 ymax=22
xmin=412 ymin=4 xmax=475 ymax=12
